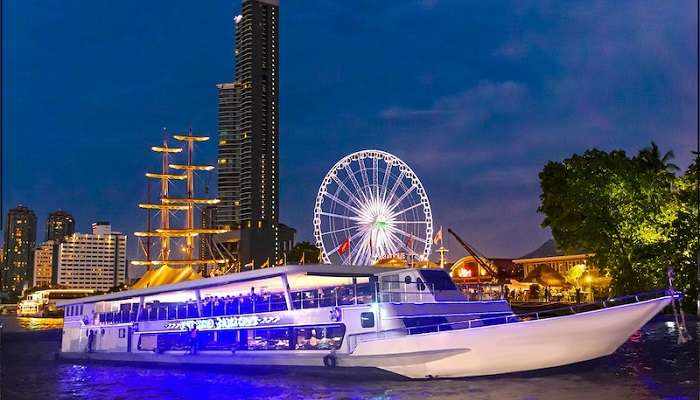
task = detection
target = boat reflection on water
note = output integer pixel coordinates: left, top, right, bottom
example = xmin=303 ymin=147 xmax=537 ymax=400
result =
xmin=1 ymin=316 xmax=696 ymax=400
xmin=15 ymin=317 xmax=64 ymax=331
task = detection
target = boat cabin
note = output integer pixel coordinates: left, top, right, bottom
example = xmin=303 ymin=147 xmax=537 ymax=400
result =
xmin=58 ymin=265 xmax=512 ymax=355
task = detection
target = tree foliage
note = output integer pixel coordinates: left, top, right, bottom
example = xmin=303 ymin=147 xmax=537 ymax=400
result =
xmin=538 ymin=143 xmax=698 ymax=310
xmin=287 ymin=241 xmax=321 ymax=264
xmin=565 ymin=264 xmax=587 ymax=287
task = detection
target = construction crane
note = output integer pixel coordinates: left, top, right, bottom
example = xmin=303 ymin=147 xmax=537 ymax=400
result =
xmin=447 ymin=228 xmax=497 ymax=277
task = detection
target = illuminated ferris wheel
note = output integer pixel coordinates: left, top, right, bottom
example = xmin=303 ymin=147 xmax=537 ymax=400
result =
xmin=313 ymin=150 xmax=433 ymax=265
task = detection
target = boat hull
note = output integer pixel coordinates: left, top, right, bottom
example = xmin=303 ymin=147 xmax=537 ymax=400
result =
xmin=57 ymin=296 xmax=672 ymax=379
xmin=351 ymin=295 xmax=673 ymax=378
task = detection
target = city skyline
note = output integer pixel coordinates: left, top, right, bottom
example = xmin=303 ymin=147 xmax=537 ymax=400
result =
xmin=3 ymin=0 xmax=697 ymax=259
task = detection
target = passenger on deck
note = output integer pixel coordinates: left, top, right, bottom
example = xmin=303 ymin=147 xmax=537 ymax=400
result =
xmin=296 ymin=331 xmax=306 ymax=349
xmin=309 ymin=329 xmax=319 ymax=348
xmin=87 ymin=330 xmax=95 ymax=353
xmin=189 ymin=324 xmax=199 ymax=355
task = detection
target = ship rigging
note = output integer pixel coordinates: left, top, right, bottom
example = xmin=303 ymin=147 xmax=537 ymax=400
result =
xmin=132 ymin=131 xmax=228 ymax=275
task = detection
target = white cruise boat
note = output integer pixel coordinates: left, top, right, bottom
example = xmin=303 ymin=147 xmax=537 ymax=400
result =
xmin=18 ymin=289 xmax=96 ymax=317
xmin=57 ymin=265 xmax=675 ymax=379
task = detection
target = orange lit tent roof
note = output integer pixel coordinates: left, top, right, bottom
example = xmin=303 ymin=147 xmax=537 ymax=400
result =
xmin=373 ymin=257 xmax=406 ymax=267
xmin=373 ymin=258 xmax=439 ymax=268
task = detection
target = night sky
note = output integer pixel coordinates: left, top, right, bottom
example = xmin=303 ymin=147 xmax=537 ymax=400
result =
xmin=4 ymin=1 xmax=698 ymax=262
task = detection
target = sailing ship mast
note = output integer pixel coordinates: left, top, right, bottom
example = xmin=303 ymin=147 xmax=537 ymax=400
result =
xmin=132 ymin=131 xmax=228 ymax=272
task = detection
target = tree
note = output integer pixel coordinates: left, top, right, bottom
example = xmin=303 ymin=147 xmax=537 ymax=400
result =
xmin=538 ymin=144 xmax=697 ymax=311
xmin=565 ymin=264 xmax=587 ymax=287
xmin=287 ymin=241 xmax=321 ymax=264
xmin=664 ymin=156 xmax=699 ymax=310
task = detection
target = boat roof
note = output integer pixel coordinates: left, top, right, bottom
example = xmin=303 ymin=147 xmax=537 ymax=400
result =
xmin=56 ymin=264 xmax=396 ymax=307
xmin=31 ymin=288 xmax=97 ymax=295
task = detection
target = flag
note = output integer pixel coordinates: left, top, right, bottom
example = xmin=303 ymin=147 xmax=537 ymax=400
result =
xmin=338 ymin=238 xmax=350 ymax=256
xmin=299 ymin=252 xmax=305 ymax=265
xmin=433 ymin=227 xmax=443 ymax=245
xmin=261 ymin=258 xmax=270 ymax=268
xmin=406 ymin=237 xmax=414 ymax=254
xmin=276 ymin=258 xmax=284 ymax=266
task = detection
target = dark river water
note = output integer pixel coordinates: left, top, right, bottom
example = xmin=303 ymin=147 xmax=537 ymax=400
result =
xmin=1 ymin=315 xmax=697 ymax=400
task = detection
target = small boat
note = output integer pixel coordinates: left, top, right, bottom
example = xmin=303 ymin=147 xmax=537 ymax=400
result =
xmin=17 ymin=289 xmax=96 ymax=317
xmin=56 ymin=265 xmax=675 ymax=379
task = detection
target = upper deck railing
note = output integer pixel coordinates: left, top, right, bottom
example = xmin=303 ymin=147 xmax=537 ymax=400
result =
xmin=92 ymin=280 xmax=447 ymax=325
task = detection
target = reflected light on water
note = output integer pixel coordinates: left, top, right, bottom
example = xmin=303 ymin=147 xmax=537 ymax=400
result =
xmin=15 ymin=317 xmax=64 ymax=331
xmin=1 ymin=316 xmax=696 ymax=400
xmin=628 ymin=330 xmax=642 ymax=343
xmin=664 ymin=320 xmax=676 ymax=334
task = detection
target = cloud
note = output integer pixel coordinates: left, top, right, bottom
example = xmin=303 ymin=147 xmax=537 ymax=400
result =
xmin=380 ymin=81 xmax=526 ymax=123
xmin=418 ymin=0 xmax=439 ymax=10
xmin=367 ymin=1 xmax=696 ymax=256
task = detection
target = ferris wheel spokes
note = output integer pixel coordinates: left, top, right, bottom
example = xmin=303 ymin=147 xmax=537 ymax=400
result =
xmin=390 ymin=202 xmax=424 ymax=219
xmin=318 ymin=211 xmax=361 ymax=222
xmin=314 ymin=150 xmax=433 ymax=265
xmin=344 ymin=163 xmax=370 ymax=204
xmin=321 ymin=191 xmax=363 ymax=216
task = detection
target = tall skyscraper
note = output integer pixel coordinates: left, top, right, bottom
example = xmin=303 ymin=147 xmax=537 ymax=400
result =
xmin=57 ymin=222 xmax=127 ymax=291
xmin=217 ymin=0 xmax=280 ymax=269
xmin=1 ymin=205 xmax=37 ymax=298
xmin=45 ymin=210 xmax=75 ymax=242
xmin=45 ymin=210 xmax=75 ymax=285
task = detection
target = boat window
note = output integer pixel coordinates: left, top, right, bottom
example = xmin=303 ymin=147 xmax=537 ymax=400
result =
xmin=137 ymin=334 xmax=158 ymax=352
xmin=247 ymin=328 xmax=290 ymax=350
xmin=293 ymin=324 xmax=345 ymax=350
xmin=360 ymin=312 xmax=375 ymax=328
xmin=79 ymin=305 xmax=84 ymax=315
xmin=419 ymin=270 xmax=457 ymax=291
xmin=416 ymin=277 xmax=425 ymax=291
xmin=66 ymin=307 xmax=72 ymax=317
xmin=404 ymin=275 xmax=412 ymax=285
xmin=380 ymin=274 xmax=400 ymax=291
xmin=354 ymin=281 xmax=376 ymax=304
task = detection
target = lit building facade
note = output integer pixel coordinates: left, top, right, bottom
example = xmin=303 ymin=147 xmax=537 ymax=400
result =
xmin=217 ymin=0 xmax=280 ymax=269
xmin=512 ymin=254 xmax=595 ymax=279
xmin=449 ymin=256 xmax=520 ymax=284
xmin=1 ymin=205 xmax=37 ymax=298
xmin=33 ymin=241 xmax=54 ymax=287
xmin=57 ymin=222 xmax=127 ymax=291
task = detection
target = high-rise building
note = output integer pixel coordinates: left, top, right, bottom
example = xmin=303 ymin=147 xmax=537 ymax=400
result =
xmin=278 ymin=223 xmax=296 ymax=257
xmin=45 ymin=210 xmax=75 ymax=242
xmin=1 ymin=205 xmax=37 ymax=298
xmin=57 ymin=222 xmax=127 ymax=291
xmin=217 ymin=0 xmax=280 ymax=269
xmin=199 ymin=205 xmax=218 ymax=261
xmin=45 ymin=209 xmax=75 ymax=285
xmin=33 ymin=241 xmax=54 ymax=287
